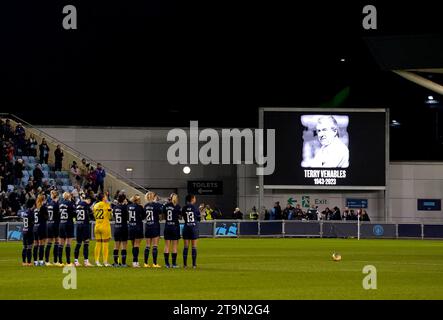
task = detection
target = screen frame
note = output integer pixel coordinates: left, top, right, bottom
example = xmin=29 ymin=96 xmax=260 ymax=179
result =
xmin=259 ymin=107 xmax=389 ymax=191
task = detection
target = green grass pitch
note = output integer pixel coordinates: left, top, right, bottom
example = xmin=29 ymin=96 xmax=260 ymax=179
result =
xmin=1 ymin=238 xmax=443 ymax=299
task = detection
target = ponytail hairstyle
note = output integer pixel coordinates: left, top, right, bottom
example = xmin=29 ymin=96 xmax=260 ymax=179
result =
xmin=36 ymin=193 xmax=46 ymax=209
xmin=50 ymin=190 xmax=59 ymax=201
xmin=131 ymin=194 xmax=141 ymax=205
xmin=170 ymin=193 xmax=179 ymax=206
xmin=145 ymin=191 xmax=156 ymax=203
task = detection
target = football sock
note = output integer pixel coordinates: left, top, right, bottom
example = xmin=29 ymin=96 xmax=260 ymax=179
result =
xmin=121 ymin=249 xmax=127 ymax=265
xmin=172 ymin=253 xmax=177 ymax=266
xmin=83 ymin=243 xmax=89 ymax=260
xmin=192 ymin=247 xmax=197 ymax=267
xmin=183 ymin=247 xmax=188 ymax=266
xmin=144 ymin=246 xmax=150 ymax=264
xmin=27 ymin=247 xmax=32 ymax=263
xmin=45 ymin=242 xmax=52 ymax=263
xmin=53 ymin=242 xmax=59 ymax=263
xmin=152 ymin=246 xmax=158 ymax=265
xmin=33 ymin=246 xmax=38 ymax=262
xmin=65 ymin=245 xmax=71 ymax=264
xmin=58 ymin=244 xmax=64 ymax=263
xmin=102 ymin=243 xmax=109 ymax=263
xmin=22 ymin=247 xmax=27 ymax=263
xmin=132 ymin=247 xmax=139 ymax=263
xmin=164 ymin=253 xmax=170 ymax=266
xmin=74 ymin=243 xmax=81 ymax=260
xmin=94 ymin=242 xmax=101 ymax=263
xmin=113 ymin=249 xmax=119 ymax=264
xmin=38 ymin=245 xmax=44 ymax=261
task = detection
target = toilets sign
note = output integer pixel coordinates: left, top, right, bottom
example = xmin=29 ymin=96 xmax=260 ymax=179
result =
xmin=187 ymin=181 xmax=223 ymax=195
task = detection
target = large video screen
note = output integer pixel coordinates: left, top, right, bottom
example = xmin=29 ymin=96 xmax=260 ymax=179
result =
xmin=263 ymin=109 xmax=387 ymax=189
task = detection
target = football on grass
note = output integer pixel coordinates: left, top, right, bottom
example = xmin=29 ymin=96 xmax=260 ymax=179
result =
xmin=332 ymin=252 xmax=342 ymax=261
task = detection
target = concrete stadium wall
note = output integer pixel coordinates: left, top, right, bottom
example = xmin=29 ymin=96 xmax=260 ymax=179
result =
xmin=36 ymin=126 xmax=237 ymax=215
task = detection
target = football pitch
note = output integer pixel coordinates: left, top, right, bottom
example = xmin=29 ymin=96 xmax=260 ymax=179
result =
xmin=1 ymin=238 xmax=443 ymax=300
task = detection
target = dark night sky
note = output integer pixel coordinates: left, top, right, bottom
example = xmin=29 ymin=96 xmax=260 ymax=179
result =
xmin=1 ymin=1 xmax=443 ymax=160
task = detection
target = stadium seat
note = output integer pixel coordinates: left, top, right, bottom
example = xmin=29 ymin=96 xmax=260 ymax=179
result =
xmin=28 ymin=156 xmax=35 ymax=162
xmin=21 ymin=156 xmax=29 ymax=161
xmin=22 ymin=170 xmax=29 ymax=178
xmin=42 ymin=164 xmax=49 ymax=171
xmin=43 ymin=171 xmax=49 ymax=178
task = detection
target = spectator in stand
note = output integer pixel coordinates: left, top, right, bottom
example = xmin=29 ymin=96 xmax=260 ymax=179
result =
xmin=307 ymin=205 xmax=318 ymax=220
xmin=3 ymin=119 xmax=13 ymax=141
xmin=6 ymin=142 xmax=15 ymax=163
xmin=212 ymin=205 xmax=222 ymax=219
xmin=342 ymin=207 xmax=351 ymax=220
xmin=283 ymin=203 xmax=295 ymax=220
xmin=263 ymin=206 xmax=270 ymax=220
xmin=13 ymin=158 xmax=25 ymax=187
xmin=83 ymin=178 xmax=94 ymax=193
xmin=54 ymin=145 xmax=64 ymax=172
xmin=198 ymin=203 xmax=205 ymax=219
xmin=95 ymin=163 xmax=106 ymax=193
xmin=27 ymin=134 xmax=38 ymax=157
xmin=347 ymin=209 xmax=357 ymax=221
xmin=271 ymin=202 xmax=282 ymax=220
xmin=0 ymin=163 xmax=6 ymax=192
xmin=232 ymin=207 xmax=243 ymax=220
xmin=8 ymin=188 xmax=21 ymax=216
xmin=88 ymin=166 xmax=98 ymax=192
xmin=25 ymin=178 xmax=35 ymax=193
xmin=33 ymin=164 xmax=44 ymax=188
xmin=331 ymin=206 xmax=342 ymax=220
xmin=80 ymin=159 xmax=89 ymax=186
xmin=293 ymin=204 xmax=305 ymax=220
xmin=361 ymin=209 xmax=370 ymax=222
xmin=4 ymin=161 xmax=14 ymax=187
xmin=14 ymin=123 xmax=26 ymax=156
xmin=39 ymin=138 xmax=50 ymax=164
xmin=322 ymin=207 xmax=332 ymax=220
xmin=70 ymin=161 xmax=82 ymax=186
xmin=204 ymin=204 xmax=214 ymax=220
xmin=248 ymin=206 xmax=259 ymax=220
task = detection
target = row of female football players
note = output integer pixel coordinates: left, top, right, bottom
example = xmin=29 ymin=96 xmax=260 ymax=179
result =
xmin=20 ymin=190 xmax=201 ymax=268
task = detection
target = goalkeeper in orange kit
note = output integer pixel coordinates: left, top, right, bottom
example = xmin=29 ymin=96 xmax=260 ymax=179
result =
xmin=93 ymin=193 xmax=112 ymax=267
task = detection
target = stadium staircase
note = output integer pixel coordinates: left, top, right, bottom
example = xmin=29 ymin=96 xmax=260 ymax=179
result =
xmin=3 ymin=113 xmax=148 ymax=201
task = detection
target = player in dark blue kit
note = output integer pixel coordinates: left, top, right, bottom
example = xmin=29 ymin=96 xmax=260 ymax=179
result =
xmin=163 ymin=193 xmax=181 ymax=268
xmin=58 ymin=192 xmax=76 ymax=266
xmin=19 ymin=199 xmax=35 ymax=266
xmin=143 ymin=191 xmax=163 ymax=268
xmin=46 ymin=190 xmax=60 ymax=266
xmin=182 ymin=194 xmax=201 ymax=268
xmin=112 ymin=194 xmax=129 ymax=267
xmin=74 ymin=195 xmax=93 ymax=267
xmin=127 ymin=195 xmax=145 ymax=267
xmin=33 ymin=194 xmax=48 ymax=266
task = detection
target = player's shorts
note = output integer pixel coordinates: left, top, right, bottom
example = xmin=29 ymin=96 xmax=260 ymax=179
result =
xmin=94 ymin=223 xmax=111 ymax=240
xmin=76 ymin=224 xmax=90 ymax=242
xmin=22 ymin=231 xmax=34 ymax=246
xmin=182 ymin=225 xmax=199 ymax=240
xmin=128 ymin=225 xmax=143 ymax=240
xmin=113 ymin=226 xmax=128 ymax=242
xmin=144 ymin=225 xmax=160 ymax=239
xmin=164 ymin=225 xmax=180 ymax=240
xmin=59 ymin=223 xmax=74 ymax=239
xmin=33 ymin=224 xmax=48 ymax=241
xmin=47 ymin=223 xmax=59 ymax=239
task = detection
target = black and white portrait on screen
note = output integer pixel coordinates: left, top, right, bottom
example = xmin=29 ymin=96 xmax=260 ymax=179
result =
xmin=301 ymin=115 xmax=349 ymax=168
